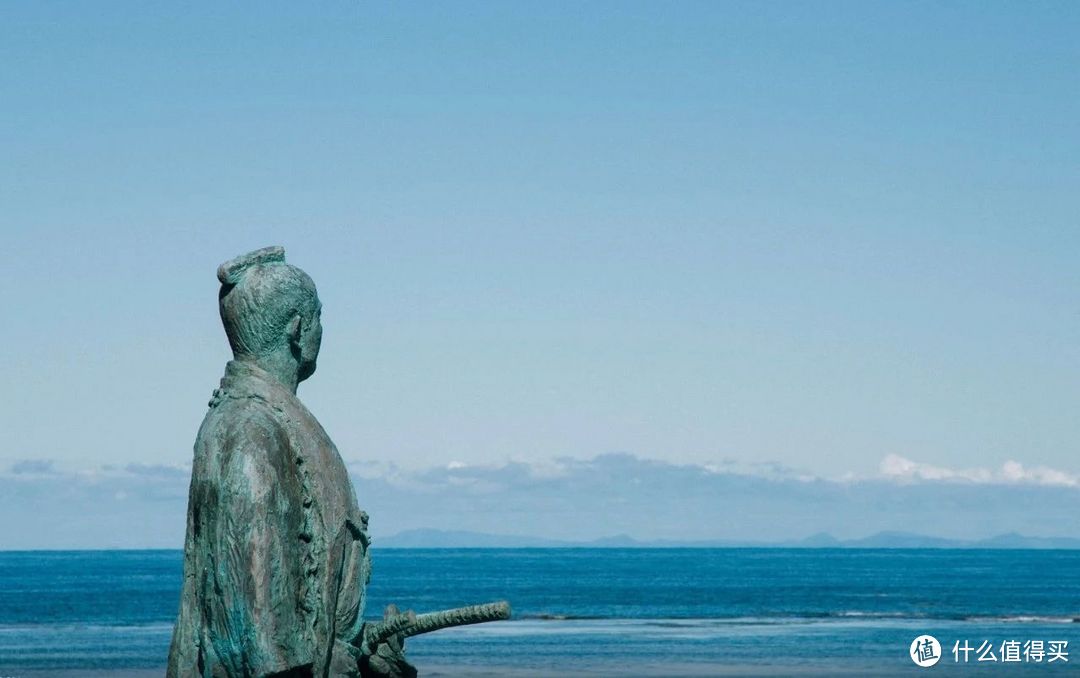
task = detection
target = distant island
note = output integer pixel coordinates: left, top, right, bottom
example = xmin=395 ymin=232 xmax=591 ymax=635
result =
xmin=378 ymin=529 xmax=1080 ymax=550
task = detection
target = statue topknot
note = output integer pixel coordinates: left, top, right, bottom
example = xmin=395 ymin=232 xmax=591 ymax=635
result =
xmin=216 ymin=245 xmax=286 ymax=285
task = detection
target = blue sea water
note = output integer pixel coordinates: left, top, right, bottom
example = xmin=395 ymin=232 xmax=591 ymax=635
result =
xmin=1 ymin=548 xmax=1079 ymax=676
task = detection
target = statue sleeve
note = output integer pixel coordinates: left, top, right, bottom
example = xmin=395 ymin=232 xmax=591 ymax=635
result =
xmin=206 ymin=414 xmax=314 ymax=676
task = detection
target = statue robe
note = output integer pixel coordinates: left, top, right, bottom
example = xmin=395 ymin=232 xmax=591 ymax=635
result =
xmin=168 ymin=360 xmax=370 ymax=677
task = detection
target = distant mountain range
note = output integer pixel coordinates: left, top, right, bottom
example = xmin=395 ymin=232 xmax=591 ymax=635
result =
xmin=378 ymin=529 xmax=1080 ymax=549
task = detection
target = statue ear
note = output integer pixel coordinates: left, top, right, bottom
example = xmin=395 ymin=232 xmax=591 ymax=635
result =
xmin=286 ymin=314 xmax=302 ymax=345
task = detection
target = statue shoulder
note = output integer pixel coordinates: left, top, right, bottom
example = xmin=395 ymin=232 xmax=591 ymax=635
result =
xmin=194 ymin=395 xmax=293 ymax=469
xmin=201 ymin=389 xmax=287 ymax=433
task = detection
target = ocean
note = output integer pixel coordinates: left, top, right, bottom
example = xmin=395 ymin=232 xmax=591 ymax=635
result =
xmin=1 ymin=548 xmax=1079 ymax=676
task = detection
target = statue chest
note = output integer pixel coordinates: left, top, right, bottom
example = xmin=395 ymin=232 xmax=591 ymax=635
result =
xmin=279 ymin=403 xmax=360 ymax=533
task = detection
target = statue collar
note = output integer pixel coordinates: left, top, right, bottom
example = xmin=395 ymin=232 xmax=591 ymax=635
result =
xmin=210 ymin=360 xmax=298 ymax=408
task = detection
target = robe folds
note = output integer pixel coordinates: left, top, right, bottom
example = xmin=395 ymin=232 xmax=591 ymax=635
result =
xmin=168 ymin=360 xmax=370 ymax=678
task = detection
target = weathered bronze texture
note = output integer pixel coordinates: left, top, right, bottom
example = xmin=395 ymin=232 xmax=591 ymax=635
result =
xmin=167 ymin=247 xmax=507 ymax=678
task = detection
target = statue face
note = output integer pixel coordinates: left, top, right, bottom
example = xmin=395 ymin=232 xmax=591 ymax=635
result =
xmin=296 ymin=304 xmax=323 ymax=382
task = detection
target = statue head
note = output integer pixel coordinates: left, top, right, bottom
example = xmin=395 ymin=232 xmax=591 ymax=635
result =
xmin=217 ymin=246 xmax=323 ymax=388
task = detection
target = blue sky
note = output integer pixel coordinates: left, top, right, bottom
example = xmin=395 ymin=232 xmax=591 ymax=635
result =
xmin=3 ymin=1 xmax=1079 ymax=516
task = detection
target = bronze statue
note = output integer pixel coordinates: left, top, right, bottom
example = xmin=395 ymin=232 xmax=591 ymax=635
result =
xmin=167 ymin=247 xmax=507 ymax=678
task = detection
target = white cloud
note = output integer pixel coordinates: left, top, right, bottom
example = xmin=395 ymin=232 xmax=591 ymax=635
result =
xmin=880 ymin=454 xmax=1080 ymax=487
xmin=6 ymin=452 xmax=1080 ymax=549
xmin=999 ymin=460 xmax=1080 ymax=487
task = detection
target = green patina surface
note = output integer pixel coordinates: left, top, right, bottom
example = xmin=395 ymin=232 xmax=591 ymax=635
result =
xmin=167 ymin=247 xmax=508 ymax=678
